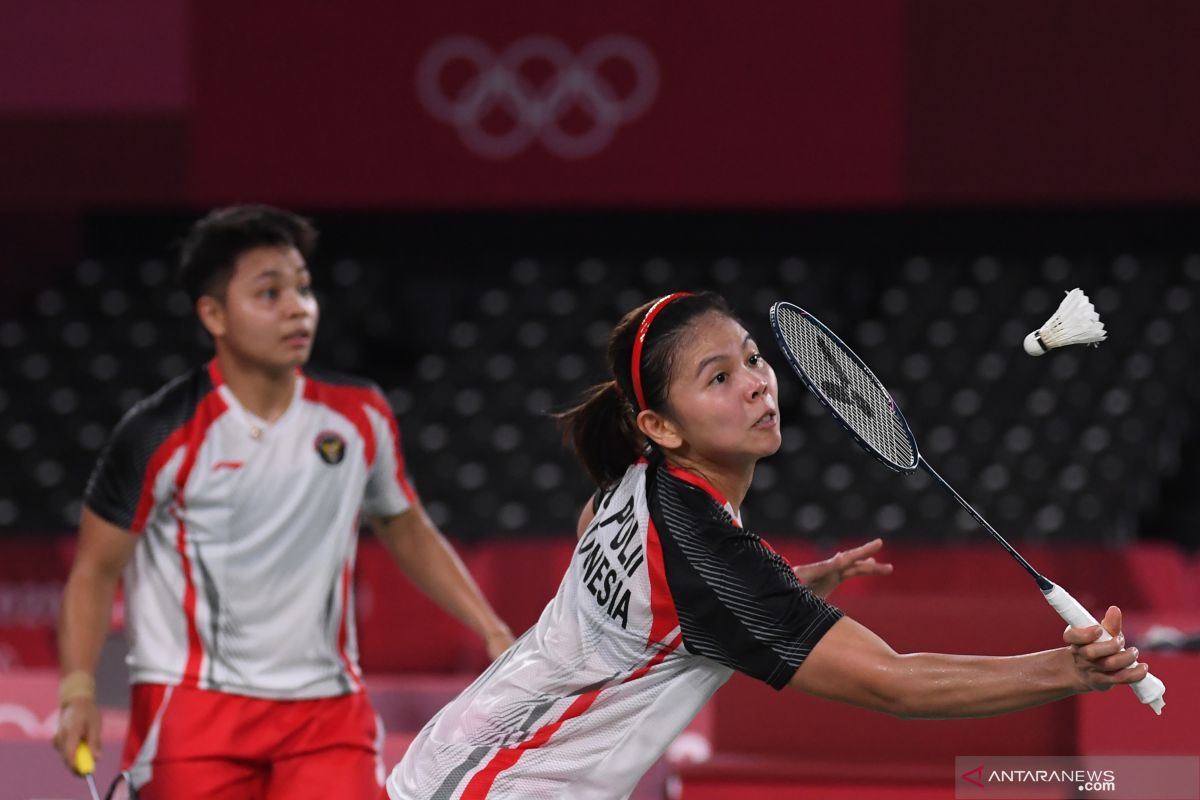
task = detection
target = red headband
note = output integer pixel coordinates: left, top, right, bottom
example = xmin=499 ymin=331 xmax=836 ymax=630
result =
xmin=630 ymin=292 xmax=692 ymax=411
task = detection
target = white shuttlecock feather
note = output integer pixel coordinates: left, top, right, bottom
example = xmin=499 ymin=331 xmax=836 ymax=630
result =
xmin=1023 ymin=288 xmax=1107 ymax=356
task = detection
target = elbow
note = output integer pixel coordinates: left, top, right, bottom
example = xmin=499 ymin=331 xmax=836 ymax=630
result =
xmin=873 ymin=653 xmax=957 ymax=720
xmin=863 ymin=653 xmax=925 ymax=720
xmin=875 ymin=692 xmax=917 ymax=720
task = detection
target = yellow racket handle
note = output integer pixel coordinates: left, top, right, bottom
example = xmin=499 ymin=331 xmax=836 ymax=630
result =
xmin=74 ymin=741 xmax=96 ymax=775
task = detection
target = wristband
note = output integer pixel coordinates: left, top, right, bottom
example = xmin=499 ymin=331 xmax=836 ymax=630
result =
xmin=59 ymin=671 xmax=96 ymax=705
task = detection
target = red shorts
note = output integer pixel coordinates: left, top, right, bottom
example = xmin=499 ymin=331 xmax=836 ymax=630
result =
xmin=121 ymin=683 xmax=386 ymax=800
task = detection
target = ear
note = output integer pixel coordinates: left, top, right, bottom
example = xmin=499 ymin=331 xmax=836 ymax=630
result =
xmin=636 ymin=409 xmax=683 ymax=451
xmin=196 ymin=295 xmax=227 ymax=339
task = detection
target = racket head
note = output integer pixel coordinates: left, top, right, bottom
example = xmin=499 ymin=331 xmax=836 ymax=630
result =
xmin=104 ymin=771 xmax=136 ymax=800
xmin=769 ymin=301 xmax=920 ymax=473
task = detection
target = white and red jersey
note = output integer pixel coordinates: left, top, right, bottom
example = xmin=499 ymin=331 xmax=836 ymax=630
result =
xmin=85 ymin=359 xmax=415 ymax=699
xmin=388 ymin=458 xmax=843 ymax=800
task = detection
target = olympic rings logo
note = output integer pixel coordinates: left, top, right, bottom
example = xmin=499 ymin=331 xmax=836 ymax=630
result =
xmin=416 ymin=35 xmax=659 ymax=160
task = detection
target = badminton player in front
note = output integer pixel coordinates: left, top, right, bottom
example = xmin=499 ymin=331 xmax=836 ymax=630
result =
xmin=388 ymin=292 xmax=1149 ymax=800
xmin=52 ymin=206 xmax=514 ymax=799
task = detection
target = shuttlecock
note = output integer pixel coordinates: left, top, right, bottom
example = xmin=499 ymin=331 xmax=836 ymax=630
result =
xmin=1023 ymin=288 xmax=1107 ymax=356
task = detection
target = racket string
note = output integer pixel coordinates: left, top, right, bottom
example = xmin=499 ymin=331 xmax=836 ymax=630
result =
xmin=775 ymin=307 xmax=915 ymax=469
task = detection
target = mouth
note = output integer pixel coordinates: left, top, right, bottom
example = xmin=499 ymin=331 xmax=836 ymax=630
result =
xmin=283 ymin=331 xmax=312 ymax=347
xmin=752 ymin=409 xmax=778 ymax=429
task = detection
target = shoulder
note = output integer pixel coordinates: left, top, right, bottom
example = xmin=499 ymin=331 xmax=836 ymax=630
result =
xmin=303 ymin=366 xmax=390 ymax=408
xmin=111 ymin=363 xmax=219 ymax=445
xmin=301 ymin=367 xmax=398 ymax=429
xmin=646 ymin=461 xmax=739 ymax=531
xmin=302 ymin=365 xmax=382 ymax=394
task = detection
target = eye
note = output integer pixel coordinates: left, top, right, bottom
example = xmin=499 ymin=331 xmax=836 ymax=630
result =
xmin=298 ymin=283 xmax=314 ymax=297
xmin=259 ymin=287 xmax=279 ymax=299
xmin=711 ymin=372 xmax=727 ymax=385
xmin=748 ymin=352 xmax=763 ymax=366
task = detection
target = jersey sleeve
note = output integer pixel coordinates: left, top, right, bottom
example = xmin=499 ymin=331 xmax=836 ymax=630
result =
xmin=361 ymin=390 xmax=417 ymax=518
xmin=85 ymin=407 xmax=151 ymax=532
xmin=84 ymin=403 xmax=168 ymax=533
xmin=651 ymin=471 xmax=844 ymax=690
xmin=83 ymin=366 xmax=216 ymax=534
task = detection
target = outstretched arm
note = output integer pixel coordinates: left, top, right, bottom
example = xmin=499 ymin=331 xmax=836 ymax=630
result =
xmin=54 ymin=507 xmax=138 ymax=771
xmin=790 ymin=605 xmax=1147 ymax=719
xmin=370 ymin=502 xmax=513 ymax=659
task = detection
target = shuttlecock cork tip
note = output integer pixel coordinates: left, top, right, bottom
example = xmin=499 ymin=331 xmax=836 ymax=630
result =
xmin=1023 ymin=331 xmax=1048 ymax=356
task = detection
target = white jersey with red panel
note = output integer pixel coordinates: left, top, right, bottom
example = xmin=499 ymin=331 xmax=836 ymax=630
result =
xmin=84 ymin=359 xmax=414 ymax=699
xmin=387 ymin=457 xmax=843 ymax=800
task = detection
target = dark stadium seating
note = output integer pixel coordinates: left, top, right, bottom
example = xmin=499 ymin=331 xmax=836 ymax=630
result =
xmin=2 ymin=251 xmax=1198 ymax=547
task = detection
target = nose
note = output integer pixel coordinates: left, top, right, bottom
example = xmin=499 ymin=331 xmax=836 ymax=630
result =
xmin=283 ymin=288 xmax=311 ymax=317
xmin=747 ymin=373 xmax=768 ymax=399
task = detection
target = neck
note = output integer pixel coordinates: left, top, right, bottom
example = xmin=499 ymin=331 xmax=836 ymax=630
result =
xmin=665 ymin=452 xmax=756 ymax=513
xmin=214 ymin=350 xmax=298 ymax=422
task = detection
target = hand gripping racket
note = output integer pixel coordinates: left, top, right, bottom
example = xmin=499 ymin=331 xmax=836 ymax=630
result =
xmin=769 ymin=301 xmax=1166 ymax=714
xmin=74 ymin=742 xmax=136 ymax=799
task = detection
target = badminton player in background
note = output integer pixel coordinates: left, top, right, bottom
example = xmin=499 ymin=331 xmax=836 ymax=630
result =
xmin=52 ymin=206 xmax=514 ymax=799
xmin=387 ymin=291 xmax=1149 ymax=800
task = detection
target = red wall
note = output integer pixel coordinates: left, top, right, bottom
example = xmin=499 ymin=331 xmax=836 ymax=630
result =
xmin=2 ymin=1 xmax=1200 ymax=209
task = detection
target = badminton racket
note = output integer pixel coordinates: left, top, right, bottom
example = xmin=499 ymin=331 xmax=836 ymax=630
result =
xmin=74 ymin=743 xmax=136 ymax=800
xmin=74 ymin=742 xmax=100 ymax=800
xmin=769 ymin=301 xmax=1166 ymax=714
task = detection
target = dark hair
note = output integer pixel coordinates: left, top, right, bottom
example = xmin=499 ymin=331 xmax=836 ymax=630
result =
xmin=178 ymin=205 xmax=318 ymax=302
xmin=557 ymin=292 xmax=736 ymax=486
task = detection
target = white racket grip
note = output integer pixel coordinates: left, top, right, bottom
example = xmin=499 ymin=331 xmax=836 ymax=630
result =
xmin=1042 ymin=584 xmax=1165 ymax=714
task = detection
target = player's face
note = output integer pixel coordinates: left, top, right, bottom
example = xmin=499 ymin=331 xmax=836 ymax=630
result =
xmin=211 ymin=245 xmax=319 ymax=371
xmin=661 ymin=313 xmax=781 ymax=466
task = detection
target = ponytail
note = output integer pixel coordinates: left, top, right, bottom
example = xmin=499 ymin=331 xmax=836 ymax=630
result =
xmin=557 ymin=291 xmax=735 ymax=488
xmin=555 ymin=380 xmax=644 ymax=487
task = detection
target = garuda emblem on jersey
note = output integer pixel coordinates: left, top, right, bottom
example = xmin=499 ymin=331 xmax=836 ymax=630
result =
xmin=314 ymin=431 xmax=347 ymax=465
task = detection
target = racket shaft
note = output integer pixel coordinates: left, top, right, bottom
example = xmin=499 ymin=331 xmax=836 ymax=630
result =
xmin=918 ymin=459 xmax=1051 ymax=590
xmin=85 ymin=774 xmax=101 ymax=800
xmin=1042 ymin=583 xmax=1166 ymax=714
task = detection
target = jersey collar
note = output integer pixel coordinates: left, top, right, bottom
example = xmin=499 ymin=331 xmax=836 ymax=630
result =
xmin=664 ymin=463 xmax=742 ymax=527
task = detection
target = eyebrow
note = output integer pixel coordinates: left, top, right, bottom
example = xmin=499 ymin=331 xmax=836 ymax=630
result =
xmin=252 ymin=267 xmax=310 ymax=281
xmin=694 ymin=334 xmax=754 ymax=378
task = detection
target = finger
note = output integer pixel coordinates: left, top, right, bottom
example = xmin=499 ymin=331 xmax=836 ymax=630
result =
xmin=1062 ymin=623 xmax=1106 ymax=647
xmin=1092 ymin=646 xmax=1140 ymax=673
xmin=1073 ymin=633 xmax=1126 ymax=662
xmin=1087 ymin=661 xmax=1149 ymax=690
xmin=1100 ymin=605 xmax=1123 ymax=640
xmin=86 ymin=715 xmax=102 ymax=761
xmin=1076 ymin=644 xmax=1140 ymax=673
xmin=843 ymin=560 xmax=894 ymax=578
xmin=842 ymin=538 xmax=884 ymax=560
xmin=1109 ymin=662 xmax=1150 ymax=685
xmin=60 ymin=728 xmax=81 ymax=772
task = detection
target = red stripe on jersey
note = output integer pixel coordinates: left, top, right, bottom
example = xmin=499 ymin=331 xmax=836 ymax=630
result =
xmin=357 ymin=389 xmax=417 ymax=504
xmin=206 ymin=358 xmax=224 ymax=388
xmin=166 ymin=389 xmax=229 ymax=686
xmin=131 ymin=388 xmax=228 ymax=532
xmin=664 ymin=465 xmax=741 ymax=528
xmin=461 ymin=633 xmax=684 ymax=799
xmin=336 ymin=555 xmax=364 ymax=692
xmin=171 ymin=505 xmax=205 ymax=687
xmin=644 ymin=516 xmax=682 ymax=649
xmin=303 ymin=378 xmax=417 ymax=504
